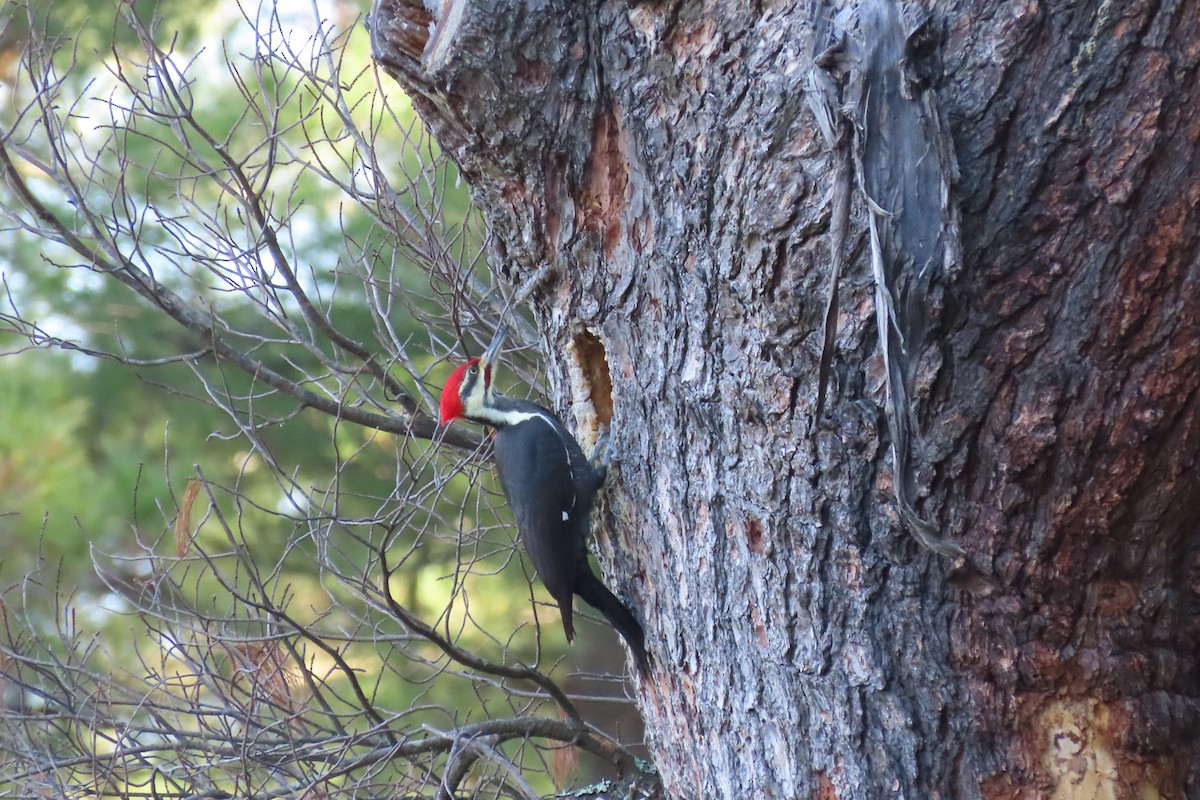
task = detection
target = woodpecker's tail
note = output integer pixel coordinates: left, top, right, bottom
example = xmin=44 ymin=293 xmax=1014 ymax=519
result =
xmin=575 ymin=567 xmax=649 ymax=675
xmin=556 ymin=597 xmax=575 ymax=643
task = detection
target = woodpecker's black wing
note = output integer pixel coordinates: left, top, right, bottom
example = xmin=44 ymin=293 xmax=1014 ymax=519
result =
xmin=489 ymin=398 xmax=647 ymax=671
xmin=491 ymin=403 xmax=590 ymax=637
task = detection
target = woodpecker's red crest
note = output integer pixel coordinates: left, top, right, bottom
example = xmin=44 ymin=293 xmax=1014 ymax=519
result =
xmin=439 ymin=358 xmax=487 ymax=424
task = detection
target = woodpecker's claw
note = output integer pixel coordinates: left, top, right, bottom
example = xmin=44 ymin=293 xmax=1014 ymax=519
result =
xmin=590 ymin=426 xmax=614 ymax=468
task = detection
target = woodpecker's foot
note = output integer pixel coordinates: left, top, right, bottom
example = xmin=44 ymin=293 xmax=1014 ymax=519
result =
xmin=583 ymin=428 xmax=612 ymax=491
xmin=590 ymin=426 xmax=614 ymax=469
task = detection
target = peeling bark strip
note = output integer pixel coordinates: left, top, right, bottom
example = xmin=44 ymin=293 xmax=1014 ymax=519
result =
xmin=810 ymin=0 xmax=965 ymax=557
xmin=372 ymin=0 xmax=1200 ymax=796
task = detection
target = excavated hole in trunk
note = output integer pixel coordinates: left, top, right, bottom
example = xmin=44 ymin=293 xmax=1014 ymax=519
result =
xmin=567 ymin=328 xmax=613 ymax=444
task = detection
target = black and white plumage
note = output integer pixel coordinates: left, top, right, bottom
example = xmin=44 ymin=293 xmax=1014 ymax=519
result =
xmin=439 ymin=329 xmax=648 ymax=673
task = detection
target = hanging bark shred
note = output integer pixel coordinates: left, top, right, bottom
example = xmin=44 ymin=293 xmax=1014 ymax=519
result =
xmin=810 ymin=0 xmax=966 ymax=557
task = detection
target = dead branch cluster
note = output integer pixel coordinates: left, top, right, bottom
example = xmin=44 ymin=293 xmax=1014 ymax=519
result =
xmin=0 ymin=2 xmax=643 ymax=798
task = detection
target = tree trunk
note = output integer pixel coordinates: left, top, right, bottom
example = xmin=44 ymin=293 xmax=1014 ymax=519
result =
xmin=370 ymin=0 xmax=1200 ymax=797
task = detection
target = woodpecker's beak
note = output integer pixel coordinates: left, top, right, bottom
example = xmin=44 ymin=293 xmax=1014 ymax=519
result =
xmin=480 ymin=325 xmax=507 ymax=371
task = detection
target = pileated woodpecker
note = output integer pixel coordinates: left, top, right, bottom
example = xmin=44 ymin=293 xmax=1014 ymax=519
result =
xmin=439 ymin=328 xmax=648 ymax=674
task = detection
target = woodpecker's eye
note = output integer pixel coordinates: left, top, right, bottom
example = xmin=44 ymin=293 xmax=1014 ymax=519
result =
xmin=466 ymin=365 xmax=477 ymax=376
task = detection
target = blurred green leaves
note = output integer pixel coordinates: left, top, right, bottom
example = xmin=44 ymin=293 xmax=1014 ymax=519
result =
xmin=0 ymin=0 xmax=483 ymax=653
xmin=0 ymin=2 xmax=641 ymax=796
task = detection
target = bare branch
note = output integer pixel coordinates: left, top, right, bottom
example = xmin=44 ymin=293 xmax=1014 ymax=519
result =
xmin=0 ymin=5 xmax=646 ymax=798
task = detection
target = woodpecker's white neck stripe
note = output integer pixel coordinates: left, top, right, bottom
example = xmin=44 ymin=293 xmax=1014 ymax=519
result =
xmin=470 ymin=406 xmax=560 ymax=432
xmin=471 ymin=404 xmax=579 ymax=515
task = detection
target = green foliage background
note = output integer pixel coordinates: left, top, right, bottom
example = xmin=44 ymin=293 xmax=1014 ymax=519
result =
xmin=0 ymin=7 xmax=640 ymax=794
xmin=0 ymin=0 xmax=475 ymax=585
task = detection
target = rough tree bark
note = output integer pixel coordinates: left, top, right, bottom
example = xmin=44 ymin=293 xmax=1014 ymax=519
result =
xmin=370 ymin=0 xmax=1200 ymax=797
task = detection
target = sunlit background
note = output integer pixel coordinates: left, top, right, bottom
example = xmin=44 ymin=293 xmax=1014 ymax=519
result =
xmin=0 ymin=1 xmax=644 ymax=796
